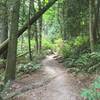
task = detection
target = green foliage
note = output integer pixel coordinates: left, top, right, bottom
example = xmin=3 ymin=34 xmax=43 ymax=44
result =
xmin=61 ymin=36 xmax=89 ymax=58
xmin=17 ymin=38 xmax=35 ymax=55
xmin=63 ymin=0 xmax=88 ymax=36
xmin=74 ymin=36 xmax=88 ymax=47
xmin=58 ymin=36 xmax=100 ymax=74
xmin=17 ymin=52 xmax=46 ymax=75
xmin=54 ymin=38 xmax=63 ymax=53
xmin=17 ymin=62 xmax=41 ymax=74
xmin=0 ymin=83 xmax=4 ymax=92
xmin=0 ymin=73 xmax=4 ymax=81
xmin=61 ymin=42 xmax=73 ymax=58
xmin=81 ymin=77 xmax=100 ymax=100
xmin=75 ymin=52 xmax=100 ymax=73
xmin=42 ymin=39 xmax=54 ymax=50
xmin=64 ymin=52 xmax=100 ymax=74
xmin=44 ymin=7 xmax=56 ymax=22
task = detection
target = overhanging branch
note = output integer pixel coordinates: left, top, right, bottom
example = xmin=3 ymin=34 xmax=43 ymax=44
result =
xmin=0 ymin=0 xmax=57 ymax=55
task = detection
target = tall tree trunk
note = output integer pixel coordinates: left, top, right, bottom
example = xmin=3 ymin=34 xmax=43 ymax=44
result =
xmin=92 ymin=0 xmax=100 ymax=43
xmin=32 ymin=2 xmax=39 ymax=53
xmin=5 ymin=0 xmax=20 ymax=83
xmin=38 ymin=0 xmax=43 ymax=52
xmin=28 ymin=0 xmax=32 ymax=61
xmin=0 ymin=1 xmax=8 ymax=58
xmin=89 ymin=0 xmax=94 ymax=52
xmin=34 ymin=22 xmax=39 ymax=52
xmin=57 ymin=1 xmax=63 ymax=37
xmin=62 ymin=0 xmax=67 ymax=40
xmin=21 ymin=0 xmax=25 ymax=53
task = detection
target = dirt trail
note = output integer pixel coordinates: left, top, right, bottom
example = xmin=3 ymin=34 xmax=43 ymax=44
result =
xmin=12 ymin=55 xmax=84 ymax=100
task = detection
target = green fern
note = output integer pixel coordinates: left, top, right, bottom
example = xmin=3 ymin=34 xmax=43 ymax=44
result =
xmin=81 ymin=77 xmax=100 ymax=100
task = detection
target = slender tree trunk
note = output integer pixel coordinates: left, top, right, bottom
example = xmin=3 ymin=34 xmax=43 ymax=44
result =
xmin=28 ymin=0 xmax=32 ymax=61
xmin=34 ymin=22 xmax=39 ymax=53
xmin=57 ymin=1 xmax=63 ymax=36
xmin=5 ymin=0 xmax=20 ymax=83
xmin=62 ymin=0 xmax=67 ymax=40
xmin=89 ymin=0 xmax=94 ymax=52
xmin=39 ymin=21 xmax=42 ymax=51
xmin=38 ymin=0 xmax=43 ymax=52
xmin=0 ymin=1 xmax=8 ymax=58
xmin=92 ymin=0 xmax=100 ymax=43
xmin=32 ymin=3 xmax=39 ymax=53
xmin=21 ymin=0 xmax=25 ymax=53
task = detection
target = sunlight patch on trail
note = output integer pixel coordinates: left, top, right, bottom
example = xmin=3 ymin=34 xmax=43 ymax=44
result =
xmin=44 ymin=66 xmax=57 ymax=75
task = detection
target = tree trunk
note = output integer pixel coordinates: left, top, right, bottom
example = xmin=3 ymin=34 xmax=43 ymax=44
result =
xmin=28 ymin=0 xmax=32 ymax=61
xmin=0 ymin=1 xmax=8 ymax=58
xmin=92 ymin=0 xmax=100 ymax=43
xmin=5 ymin=0 xmax=20 ymax=83
xmin=34 ymin=22 xmax=39 ymax=52
xmin=62 ymin=0 xmax=67 ymax=40
xmin=89 ymin=0 xmax=94 ymax=52
xmin=38 ymin=0 xmax=43 ymax=52
xmin=32 ymin=2 xmax=39 ymax=53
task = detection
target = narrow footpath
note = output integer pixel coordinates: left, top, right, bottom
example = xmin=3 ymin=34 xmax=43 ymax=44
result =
xmin=12 ymin=55 xmax=84 ymax=100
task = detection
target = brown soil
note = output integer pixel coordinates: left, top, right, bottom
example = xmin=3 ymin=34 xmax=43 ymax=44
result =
xmin=5 ymin=55 xmax=86 ymax=100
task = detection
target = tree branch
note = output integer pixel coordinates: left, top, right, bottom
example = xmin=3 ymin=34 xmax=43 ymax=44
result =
xmin=0 ymin=0 xmax=57 ymax=55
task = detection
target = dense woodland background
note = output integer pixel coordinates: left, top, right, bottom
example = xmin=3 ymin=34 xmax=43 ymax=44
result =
xmin=0 ymin=0 xmax=100 ymax=99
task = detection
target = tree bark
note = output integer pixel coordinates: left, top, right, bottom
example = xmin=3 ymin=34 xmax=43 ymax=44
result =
xmin=92 ymin=0 xmax=100 ymax=43
xmin=0 ymin=1 xmax=8 ymax=58
xmin=5 ymin=0 xmax=20 ymax=83
xmin=89 ymin=0 xmax=94 ymax=52
xmin=32 ymin=2 xmax=39 ymax=53
xmin=38 ymin=0 xmax=43 ymax=52
xmin=28 ymin=0 xmax=32 ymax=61
xmin=63 ymin=0 xmax=67 ymax=40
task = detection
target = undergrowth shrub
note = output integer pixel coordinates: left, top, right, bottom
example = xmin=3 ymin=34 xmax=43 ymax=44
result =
xmin=81 ymin=77 xmax=100 ymax=100
xmin=17 ymin=62 xmax=41 ymax=74
xmin=61 ymin=35 xmax=89 ymax=59
xmin=17 ymin=38 xmax=35 ymax=55
xmin=54 ymin=38 xmax=63 ymax=53
xmin=59 ymin=35 xmax=100 ymax=74
xmin=61 ymin=42 xmax=73 ymax=58
xmin=42 ymin=39 xmax=53 ymax=50
xmin=64 ymin=52 xmax=100 ymax=74
xmin=74 ymin=35 xmax=88 ymax=47
xmin=17 ymin=52 xmax=46 ymax=74
xmin=32 ymin=52 xmax=46 ymax=63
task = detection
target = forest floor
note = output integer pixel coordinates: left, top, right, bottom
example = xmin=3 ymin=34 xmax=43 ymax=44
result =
xmin=5 ymin=54 xmax=92 ymax=100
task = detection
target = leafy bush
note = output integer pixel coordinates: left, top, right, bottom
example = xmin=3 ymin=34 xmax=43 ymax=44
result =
xmin=75 ymin=52 xmax=100 ymax=73
xmin=17 ymin=38 xmax=35 ymax=55
xmin=64 ymin=52 xmax=100 ymax=74
xmin=54 ymin=38 xmax=63 ymax=53
xmin=0 ymin=73 xmax=4 ymax=81
xmin=42 ymin=39 xmax=53 ymax=50
xmin=81 ymin=77 xmax=100 ymax=100
xmin=60 ymin=35 xmax=89 ymax=59
xmin=61 ymin=42 xmax=73 ymax=58
xmin=74 ymin=35 xmax=88 ymax=47
xmin=32 ymin=52 xmax=46 ymax=63
xmin=17 ymin=62 xmax=41 ymax=74
xmin=0 ymin=83 xmax=4 ymax=92
xmin=55 ymin=36 xmax=100 ymax=74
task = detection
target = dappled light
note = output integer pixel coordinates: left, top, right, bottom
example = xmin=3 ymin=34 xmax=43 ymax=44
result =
xmin=44 ymin=66 xmax=57 ymax=75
